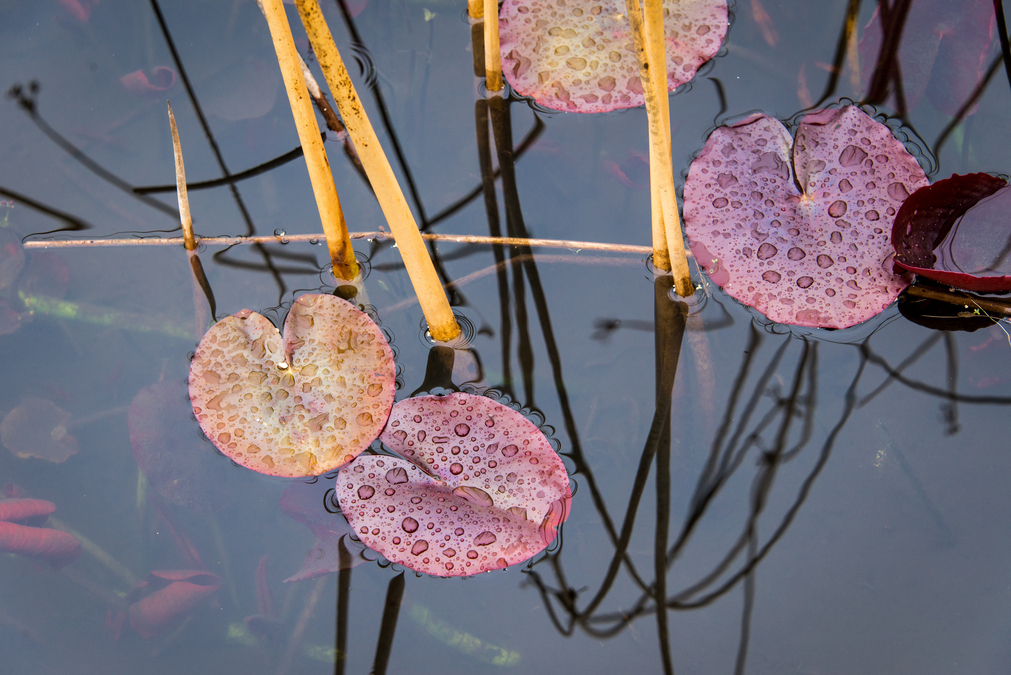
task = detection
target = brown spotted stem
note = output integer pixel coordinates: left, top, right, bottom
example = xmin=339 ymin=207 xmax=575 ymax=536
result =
xmin=626 ymin=0 xmax=693 ymax=295
xmin=483 ymin=0 xmax=503 ymax=92
xmin=260 ymin=0 xmax=358 ymax=281
xmin=294 ymin=0 xmax=460 ymax=341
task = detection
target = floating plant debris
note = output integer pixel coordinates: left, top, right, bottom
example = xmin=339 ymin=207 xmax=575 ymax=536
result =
xmin=0 ymin=498 xmax=81 ymax=569
xmin=189 ymin=294 xmax=396 ymax=478
xmin=0 ymin=397 xmax=79 ymax=463
xmin=499 ymin=0 xmax=728 ymax=113
xmin=892 ymin=173 xmax=1011 ymax=293
xmin=683 ymin=105 xmax=929 ymax=329
xmin=337 ymin=393 xmax=571 ymax=577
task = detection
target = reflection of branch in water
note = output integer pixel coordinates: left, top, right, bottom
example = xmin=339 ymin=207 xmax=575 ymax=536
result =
xmin=813 ymin=0 xmax=863 ymax=108
xmin=5 ymin=82 xmax=178 ymax=219
xmin=0 ymin=184 xmax=92 ymax=235
xmin=526 ymin=325 xmax=871 ymax=669
xmin=371 ymin=572 xmax=405 ymax=675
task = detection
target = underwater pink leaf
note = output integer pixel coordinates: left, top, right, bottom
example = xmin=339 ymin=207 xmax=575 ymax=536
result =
xmin=683 ymin=105 xmax=929 ymax=329
xmin=189 ymin=294 xmax=395 ymax=478
xmin=120 ymin=67 xmax=176 ymax=95
xmin=859 ymin=0 xmax=996 ymax=116
xmin=129 ymin=380 xmax=229 ymax=511
xmin=0 ymin=498 xmax=81 ymax=570
xmin=279 ymin=479 xmax=375 ymax=581
xmin=499 ymin=0 xmax=728 ymax=113
xmin=336 ymin=393 xmax=571 ymax=577
xmin=127 ymin=570 xmax=221 ymax=640
xmin=892 ymin=173 xmax=1011 ymax=292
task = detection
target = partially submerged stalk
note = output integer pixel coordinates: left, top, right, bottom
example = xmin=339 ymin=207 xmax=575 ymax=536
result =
xmin=626 ymin=0 xmax=693 ymax=296
xmin=483 ymin=0 xmax=503 ymax=92
xmin=168 ymin=102 xmax=214 ymax=336
xmin=294 ymin=0 xmax=460 ymax=341
xmin=260 ymin=0 xmax=359 ymax=281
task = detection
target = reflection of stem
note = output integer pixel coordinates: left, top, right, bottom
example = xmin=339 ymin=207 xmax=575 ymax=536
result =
xmin=278 ymin=576 xmax=328 ymax=675
xmin=334 ymin=538 xmax=352 ymax=675
xmin=371 ymin=573 xmax=406 ymax=675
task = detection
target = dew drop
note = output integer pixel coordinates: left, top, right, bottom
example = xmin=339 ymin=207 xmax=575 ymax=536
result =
xmin=357 ymin=485 xmax=375 ymax=500
xmin=411 ymin=540 xmax=429 ymax=555
xmin=712 ymin=197 xmax=729 ymax=208
xmin=756 ymin=243 xmax=778 ymax=260
xmin=839 ymin=145 xmax=867 ymax=167
xmin=787 ymin=247 xmax=806 ymax=261
xmin=762 ymin=271 xmax=782 ymax=283
xmin=413 ymin=415 xmax=422 ymax=423
xmin=417 ymin=430 xmax=426 ymax=442
xmin=450 ymin=463 xmax=463 ymax=475
xmin=838 ymin=178 xmax=853 ymax=193
xmin=502 ymin=444 xmax=519 ymax=457
xmin=474 ymin=531 xmax=497 ymax=546
xmin=817 ymin=254 xmax=834 ymax=268
xmin=865 ymin=210 xmax=880 ymax=221
xmin=467 ymin=550 xmax=478 ymax=559
xmin=385 ymin=467 xmax=409 ymax=484
xmin=828 ymin=200 xmax=847 ymax=217
xmin=797 ymin=276 xmax=814 ymax=288
xmin=402 ymin=517 xmax=419 ymax=533
xmin=454 ymin=423 xmax=470 ymax=437
xmin=887 ymin=182 xmax=910 ymax=201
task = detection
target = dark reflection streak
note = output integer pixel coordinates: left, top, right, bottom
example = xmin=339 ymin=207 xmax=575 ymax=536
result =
xmin=813 ymin=0 xmax=863 ymax=107
xmin=942 ymin=333 xmax=960 ymax=434
xmin=490 ymin=97 xmax=536 ymax=410
xmin=0 ymin=185 xmax=91 ymax=235
xmin=708 ymin=78 xmax=728 ymax=123
xmin=334 ymin=0 xmax=427 ymax=225
xmin=134 ymin=143 xmax=312 ymax=194
xmin=371 ymin=572 xmax=405 ymax=675
xmin=189 ymin=254 xmax=217 ymax=320
xmin=652 ymin=278 xmax=685 ymax=675
xmin=782 ymin=346 xmax=819 ymax=462
xmin=862 ymin=343 xmax=1011 ymax=403
xmin=865 ymin=0 xmax=913 ymax=116
xmin=994 ymin=0 xmax=1011 ymax=93
xmin=489 ymin=96 xmax=647 ymax=592
xmin=6 ymin=85 xmax=178 ymax=218
xmin=148 ymin=0 xmax=287 ymax=299
xmin=476 ymin=99 xmax=515 ymax=398
xmin=334 ymin=538 xmax=351 ymax=675
xmin=423 ymin=116 xmax=545 ymax=231
xmin=733 ymin=535 xmax=758 ymax=675
xmin=932 ymin=55 xmax=1002 ymax=163
xmin=857 ymin=332 xmax=941 ymax=406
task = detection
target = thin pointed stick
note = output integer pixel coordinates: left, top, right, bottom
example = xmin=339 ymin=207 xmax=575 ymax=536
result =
xmin=483 ymin=0 xmax=504 ymax=92
xmin=294 ymin=0 xmax=460 ymax=340
xmin=626 ymin=0 xmax=693 ymax=295
xmin=168 ymin=103 xmax=196 ymax=252
xmin=260 ymin=0 xmax=358 ymax=281
xmin=168 ymin=102 xmax=214 ymax=335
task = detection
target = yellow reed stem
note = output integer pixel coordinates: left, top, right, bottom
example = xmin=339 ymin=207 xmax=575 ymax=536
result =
xmin=260 ymin=0 xmax=358 ymax=281
xmin=294 ymin=0 xmax=460 ymax=340
xmin=483 ymin=0 xmax=503 ymax=92
xmin=167 ymin=103 xmax=196 ymax=252
xmin=627 ymin=0 xmax=693 ymax=295
xmin=468 ymin=0 xmax=483 ymax=19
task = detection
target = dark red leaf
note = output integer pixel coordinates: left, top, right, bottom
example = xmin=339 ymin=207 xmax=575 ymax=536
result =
xmin=892 ymin=173 xmax=1011 ymax=292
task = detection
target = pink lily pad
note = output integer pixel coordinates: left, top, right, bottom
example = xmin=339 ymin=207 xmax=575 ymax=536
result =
xmin=336 ymin=393 xmax=571 ymax=577
xmin=189 ymin=294 xmax=395 ymax=478
xmin=499 ymin=0 xmax=728 ymax=113
xmin=683 ymin=105 xmax=929 ymax=329
xmin=892 ymin=173 xmax=1011 ymax=292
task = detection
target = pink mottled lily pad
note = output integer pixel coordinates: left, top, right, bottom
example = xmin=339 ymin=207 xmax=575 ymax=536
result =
xmin=336 ymin=393 xmax=571 ymax=577
xmin=683 ymin=105 xmax=929 ymax=328
xmin=499 ymin=0 xmax=728 ymax=113
xmin=189 ymin=294 xmax=395 ymax=478
xmin=892 ymin=173 xmax=1011 ymax=293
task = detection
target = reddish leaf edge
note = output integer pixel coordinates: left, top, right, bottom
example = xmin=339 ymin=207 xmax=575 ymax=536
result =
xmin=892 ymin=172 xmax=1011 ymax=292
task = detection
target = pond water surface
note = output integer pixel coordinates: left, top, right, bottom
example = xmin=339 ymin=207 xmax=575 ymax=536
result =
xmin=1 ymin=0 xmax=1010 ymax=673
